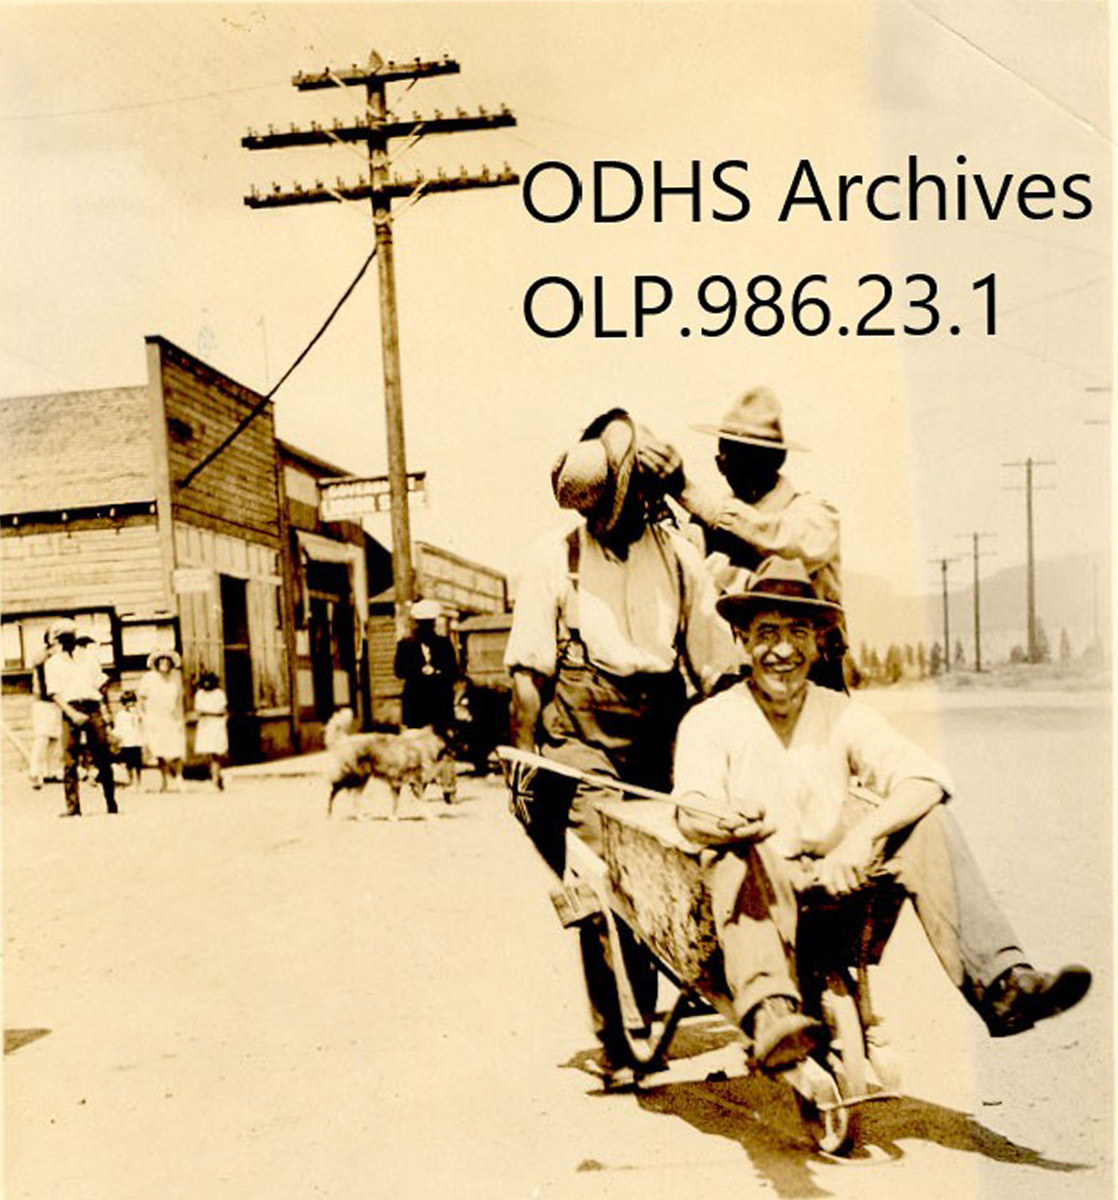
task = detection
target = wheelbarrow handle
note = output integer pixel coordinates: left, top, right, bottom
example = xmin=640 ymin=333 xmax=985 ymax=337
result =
xmin=497 ymin=745 xmax=732 ymax=820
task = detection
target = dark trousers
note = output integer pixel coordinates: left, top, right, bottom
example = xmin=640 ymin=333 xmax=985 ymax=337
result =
xmin=542 ymin=656 xmax=686 ymax=1066
xmin=61 ymin=704 xmax=117 ymax=815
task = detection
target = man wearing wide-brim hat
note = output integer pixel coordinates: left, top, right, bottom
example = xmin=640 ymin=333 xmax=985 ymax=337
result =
xmin=43 ymin=618 xmax=118 ymax=816
xmin=639 ymin=387 xmax=848 ymax=690
xmin=504 ymin=407 xmax=741 ymax=1086
xmin=671 ymin=556 xmax=1090 ymax=1072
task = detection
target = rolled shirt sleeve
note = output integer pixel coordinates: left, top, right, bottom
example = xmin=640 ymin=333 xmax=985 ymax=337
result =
xmin=679 ymin=479 xmax=840 ymax=575
xmin=839 ymin=698 xmax=954 ymax=800
xmin=503 ymin=533 xmax=562 ymax=678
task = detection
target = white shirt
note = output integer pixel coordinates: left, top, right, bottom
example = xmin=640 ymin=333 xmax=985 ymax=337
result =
xmin=504 ymin=523 xmax=741 ymax=689
xmin=44 ymin=648 xmax=106 ymax=705
xmin=673 ymin=682 xmax=953 ymax=858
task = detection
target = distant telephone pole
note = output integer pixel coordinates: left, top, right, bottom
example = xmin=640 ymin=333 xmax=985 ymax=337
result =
xmin=955 ymin=532 xmax=996 ymax=671
xmin=929 ymin=556 xmax=959 ymax=672
xmin=1002 ymin=457 xmax=1055 ymax=663
xmin=242 ymin=51 xmax=517 ymax=628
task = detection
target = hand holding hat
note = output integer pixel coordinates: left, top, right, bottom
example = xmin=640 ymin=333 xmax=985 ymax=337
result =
xmin=635 ymin=430 xmax=685 ymax=497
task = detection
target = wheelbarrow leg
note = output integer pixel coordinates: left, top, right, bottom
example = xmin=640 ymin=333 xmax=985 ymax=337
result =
xmin=597 ymin=902 xmax=692 ymax=1072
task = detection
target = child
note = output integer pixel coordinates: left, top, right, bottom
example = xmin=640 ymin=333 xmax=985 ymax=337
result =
xmin=113 ymin=691 xmax=145 ymax=787
xmin=193 ymin=672 xmax=229 ymax=790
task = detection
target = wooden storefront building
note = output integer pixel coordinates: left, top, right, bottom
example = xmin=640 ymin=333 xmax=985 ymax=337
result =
xmin=1 ymin=335 xmax=509 ymax=761
xmin=2 ymin=337 xmax=363 ymax=760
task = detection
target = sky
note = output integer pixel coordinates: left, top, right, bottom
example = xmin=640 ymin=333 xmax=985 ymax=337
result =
xmin=0 ymin=2 xmax=1111 ymax=636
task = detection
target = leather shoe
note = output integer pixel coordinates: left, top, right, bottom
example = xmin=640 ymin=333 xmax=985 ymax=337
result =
xmin=982 ymin=964 xmax=1091 ymax=1037
xmin=748 ymin=998 xmax=826 ymax=1071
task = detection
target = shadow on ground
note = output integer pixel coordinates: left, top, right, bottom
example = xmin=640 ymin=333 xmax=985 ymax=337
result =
xmin=564 ymin=1019 xmax=1089 ymax=1199
xmin=4 ymin=1028 xmax=51 ymax=1055
xmin=636 ymin=1073 xmax=1089 ymax=1199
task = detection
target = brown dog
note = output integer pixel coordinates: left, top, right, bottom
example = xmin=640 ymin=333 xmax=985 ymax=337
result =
xmin=324 ymin=708 xmax=454 ymax=817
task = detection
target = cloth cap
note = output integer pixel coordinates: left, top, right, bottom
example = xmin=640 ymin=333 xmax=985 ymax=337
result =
xmin=411 ymin=599 xmax=442 ymax=621
xmin=716 ymin=556 xmax=842 ymax=628
xmin=693 ymin=387 xmax=804 ymax=451
xmin=551 ymin=408 xmax=636 ymax=533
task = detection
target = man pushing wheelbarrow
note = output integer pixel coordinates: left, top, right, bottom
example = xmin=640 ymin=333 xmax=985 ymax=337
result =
xmin=502 ymin=407 xmax=741 ymax=1088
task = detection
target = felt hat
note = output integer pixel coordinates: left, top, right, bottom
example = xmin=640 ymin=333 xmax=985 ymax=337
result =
xmin=411 ymin=598 xmax=441 ymax=621
xmin=551 ymin=408 xmax=636 ymax=533
xmin=693 ymin=387 xmax=804 ymax=451
xmin=147 ymin=648 xmax=182 ymax=670
xmin=716 ymin=556 xmax=842 ymax=628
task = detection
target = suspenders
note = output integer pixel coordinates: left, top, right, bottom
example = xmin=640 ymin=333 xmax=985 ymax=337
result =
xmin=558 ymin=525 xmax=693 ymax=683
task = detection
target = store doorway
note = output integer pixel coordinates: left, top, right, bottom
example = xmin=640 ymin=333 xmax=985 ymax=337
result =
xmin=220 ymin=574 xmax=257 ymax=762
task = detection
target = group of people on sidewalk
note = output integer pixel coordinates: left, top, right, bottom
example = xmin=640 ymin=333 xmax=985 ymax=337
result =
xmin=504 ymin=388 xmax=1091 ymax=1087
xmin=28 ymin=620 xmax=229 ymax=817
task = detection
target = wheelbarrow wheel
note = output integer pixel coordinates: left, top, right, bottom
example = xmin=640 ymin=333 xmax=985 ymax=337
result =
xmin=789 ymin=1058 xmax=852 ymax=1155
xmin=803 ymin=970 xmax=868 ymax=1155
xmin=821 ymin=971 xmax=868 ymax=1104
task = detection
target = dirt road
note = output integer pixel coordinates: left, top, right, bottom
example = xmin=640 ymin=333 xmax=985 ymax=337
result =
xmin=3 ymin=686 xmax=1111 ymax=1199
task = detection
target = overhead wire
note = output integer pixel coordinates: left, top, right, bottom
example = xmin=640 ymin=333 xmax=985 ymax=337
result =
xmin=178 ymin=244 xmax=378 ymax=489
xmin=0 ymin=79 xmax=289 ymax=122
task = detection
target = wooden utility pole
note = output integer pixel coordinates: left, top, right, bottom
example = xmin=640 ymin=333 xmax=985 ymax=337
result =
xmin=242 ymin=51 xmax=517 ymax=628
xmin=929 ymin=556 xmax=958 ymax=672
xmin=1003 ymin=457 xmax=1055 ymax=663
xmin=955 ymin=532 xmax=996 ymax=672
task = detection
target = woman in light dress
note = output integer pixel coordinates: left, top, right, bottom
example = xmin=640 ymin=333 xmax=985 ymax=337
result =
xmin=28 ymin=625 xmax=63 ymax=788
xmin=138 ymin=649 xmax=186 ymax=791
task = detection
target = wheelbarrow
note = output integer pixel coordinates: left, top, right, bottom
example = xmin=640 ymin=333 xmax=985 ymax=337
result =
xmin=498 ymin=746 xmax=903 ymax=1156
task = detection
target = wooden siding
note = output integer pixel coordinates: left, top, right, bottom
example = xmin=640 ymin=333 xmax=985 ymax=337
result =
xmin=173 ymin=524 xmax=289 ymax=709
xmin=414 ymin=541 xmax=508 ymax=615
xmin=0 ymin=523 xmax=167 ymax=615
xmin=367 ymin=610 xmax=402 ymax=726
xmin=158 ymin=349 xmax=281 ymax=545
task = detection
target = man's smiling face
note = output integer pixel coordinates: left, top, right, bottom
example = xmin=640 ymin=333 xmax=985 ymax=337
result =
xmin=742 ymin=606 xmax=820 ymax=705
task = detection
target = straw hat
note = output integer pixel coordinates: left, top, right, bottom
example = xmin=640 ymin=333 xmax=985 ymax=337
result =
xmin=693 ymin=388 xmax=804 ymax=451
xmin=551 ymin=408 xmax=636 ymax=533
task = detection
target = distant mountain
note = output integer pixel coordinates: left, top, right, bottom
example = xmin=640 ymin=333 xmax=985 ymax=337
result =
xmin=846 ymin=553 xmax=1109 ymax=661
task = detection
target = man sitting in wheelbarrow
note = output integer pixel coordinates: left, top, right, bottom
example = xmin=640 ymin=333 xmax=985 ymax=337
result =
xmin=672 ymin=556 xmax=1091 ymax=1072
